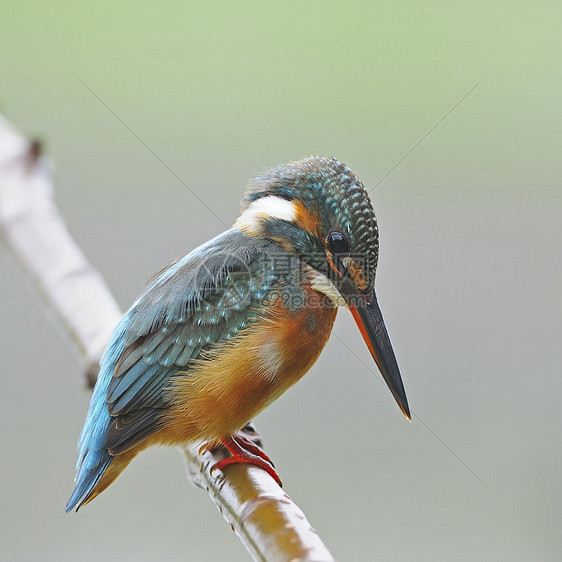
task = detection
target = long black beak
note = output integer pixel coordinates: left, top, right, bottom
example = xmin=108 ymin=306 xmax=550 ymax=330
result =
xmin=348 ymin=289 xmax=411 ymax=420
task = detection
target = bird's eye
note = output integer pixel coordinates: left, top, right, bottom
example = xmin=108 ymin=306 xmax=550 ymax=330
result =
xmin=328 ymin=231 xmax=350 ymax=255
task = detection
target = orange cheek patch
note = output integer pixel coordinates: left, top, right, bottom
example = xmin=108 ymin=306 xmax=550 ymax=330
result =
xmin=293 ymin=201 xmax=322 ymax=237
xmin=326 ymin=254 xmax=341 ymax=278
xmin=347 ymin=260 xmax=368 ymax=291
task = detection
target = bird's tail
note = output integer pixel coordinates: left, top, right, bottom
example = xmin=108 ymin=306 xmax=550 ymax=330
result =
xmin=66 ymin=317 xmax=140 ymax=512
xmin=65 ymin=450 xmax=112 ymax=512
xmin=66 ymin=448 xmax=136 ymax=512
xmin=66 ymin=366 xmax=134 ymax=512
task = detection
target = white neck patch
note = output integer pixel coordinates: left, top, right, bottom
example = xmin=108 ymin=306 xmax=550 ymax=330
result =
xmin=308 ymin=267 xmax=347 ymax=307
xmin=234 ymin=196 xmax=296 ymax=235
xmin=235 ymin=197 xmax=345 ymax=307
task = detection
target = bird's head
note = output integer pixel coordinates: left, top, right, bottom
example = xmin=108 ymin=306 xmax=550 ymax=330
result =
xmin=235 ymin=156 xmax=410 ymax=419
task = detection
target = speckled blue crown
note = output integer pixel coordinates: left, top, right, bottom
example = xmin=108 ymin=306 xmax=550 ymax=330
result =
xmin=242 ymin=155 xmax=380 ymax=287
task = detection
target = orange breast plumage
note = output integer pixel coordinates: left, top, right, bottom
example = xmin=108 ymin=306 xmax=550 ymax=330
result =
xmin=162 ymin=283 xmax=337 ymax=444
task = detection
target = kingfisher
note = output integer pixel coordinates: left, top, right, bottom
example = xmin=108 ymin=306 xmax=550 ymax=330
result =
xmin=66 ymin=156 xmax=410 ymax=512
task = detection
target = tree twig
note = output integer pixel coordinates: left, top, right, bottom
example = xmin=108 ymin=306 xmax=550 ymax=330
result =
xmin=0 ymin=114 xmax=335 ymax=562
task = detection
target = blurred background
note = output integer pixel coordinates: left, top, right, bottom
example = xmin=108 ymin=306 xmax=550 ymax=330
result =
xmin=1 ymin=1 xmax=561 ymax=560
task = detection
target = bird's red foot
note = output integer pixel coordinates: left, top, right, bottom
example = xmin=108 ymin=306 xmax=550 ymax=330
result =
xmin=232 ymin=434 xmax=275 ymax=467
xmin=209 ymin=436 xmax=282 ymax=487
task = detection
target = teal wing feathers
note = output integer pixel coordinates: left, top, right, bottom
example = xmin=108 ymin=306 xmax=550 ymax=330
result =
xmin=67 ymin=229 xmax=291 ymax=511
xmin=103 ymin=228 xmax=282 ymax=453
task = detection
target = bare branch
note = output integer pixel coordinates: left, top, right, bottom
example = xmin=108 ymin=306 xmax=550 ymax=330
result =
xmin=0 ymin=114 xmax=335 ymax=562
xmin=0 ymin=115 xmax=122 ymax=384
xmin=185 ymin=424 xmax=335 ymax=562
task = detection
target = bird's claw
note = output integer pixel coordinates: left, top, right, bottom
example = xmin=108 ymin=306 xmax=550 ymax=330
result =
xmin=208 ymin=436 xmax=282 ymax=487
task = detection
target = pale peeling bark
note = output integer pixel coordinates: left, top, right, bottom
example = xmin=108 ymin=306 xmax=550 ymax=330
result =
xmin=0 ymin=114 xmax=335 ymax=562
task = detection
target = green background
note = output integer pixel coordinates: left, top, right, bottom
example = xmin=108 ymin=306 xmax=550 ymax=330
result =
xmin=1 ymin=1 xmax=561 ymax=560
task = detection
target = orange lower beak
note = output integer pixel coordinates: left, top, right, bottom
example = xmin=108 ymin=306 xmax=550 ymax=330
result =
xmin=349 ymin=290 xmax=410 ymax=420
